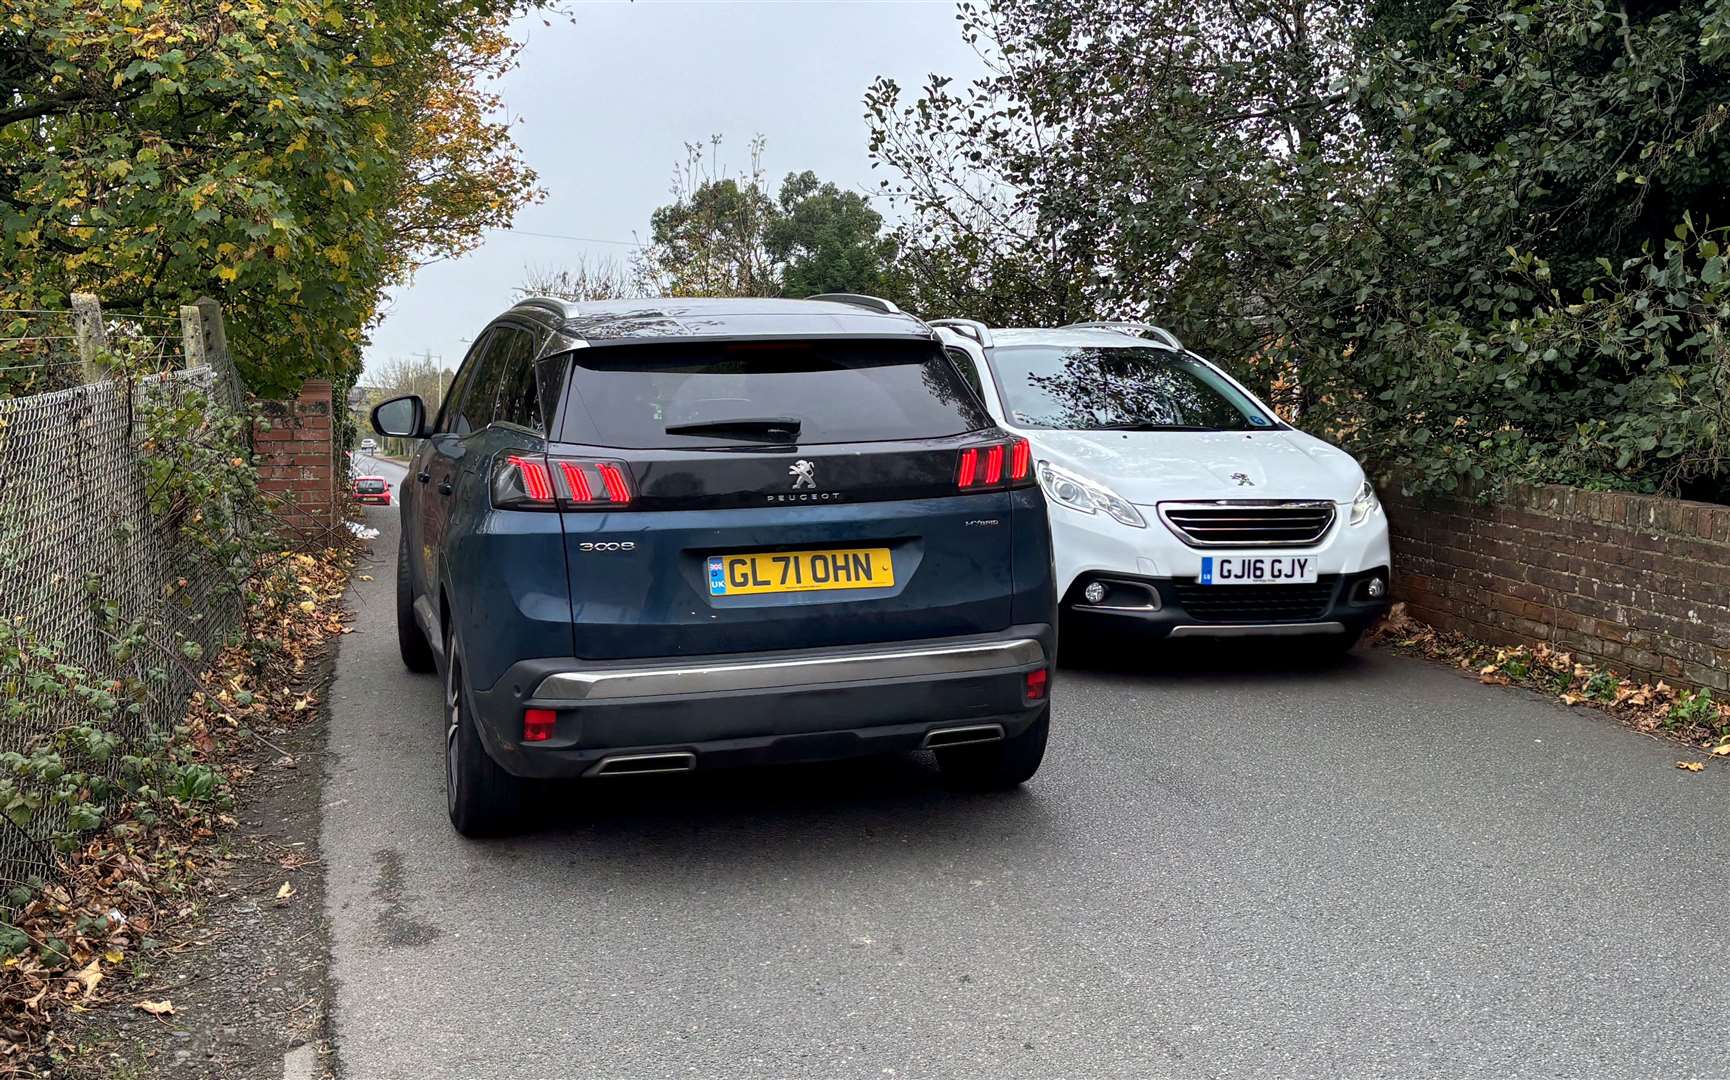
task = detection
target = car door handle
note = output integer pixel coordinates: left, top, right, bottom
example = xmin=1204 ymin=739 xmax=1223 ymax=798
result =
xmin=438 ymin=480 xmax=453 ymax=496
xmin=417 ymin=472 xmax=431 ymax=483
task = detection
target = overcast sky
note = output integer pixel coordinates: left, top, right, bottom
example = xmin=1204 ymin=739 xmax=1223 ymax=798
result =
xmin=362 ymin=0 xmax=985 ymax=378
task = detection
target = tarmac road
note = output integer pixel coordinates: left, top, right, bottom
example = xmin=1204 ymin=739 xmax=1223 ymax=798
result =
xmin=321 ymin=503 xmax=1730 ymax=1079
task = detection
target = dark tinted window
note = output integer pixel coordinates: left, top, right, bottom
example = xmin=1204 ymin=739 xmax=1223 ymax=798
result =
xmin=556 ymin=339 xmax=990 ymax=449
xmin=986 ymin=345 xmax=1274 ymax=431
xmin=453 ymin=328 xmax=515 ymax=434
xmin=533 ymin=355 xmax=570 ymax=432
xmin=437 ymin=334 xmax=488 ymax=435
xmin=945 ymin=347 xmax=984 ymax=399
xmin=355 ymin=479 xmax=385 ymax=493
xmin=492 ymin=328 xmax=542 ymax=431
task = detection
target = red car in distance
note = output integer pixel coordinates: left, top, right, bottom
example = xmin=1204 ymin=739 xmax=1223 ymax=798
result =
xmin=352 ymin=475 xmax=392 ymax=506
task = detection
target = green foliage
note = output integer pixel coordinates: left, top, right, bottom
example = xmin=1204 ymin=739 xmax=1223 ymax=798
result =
xmin=1 ymin=0 xmax=544 ymax=394
xmin=1584 ymin=669 xmax=1619 ymax=702
xmin=634 ymin=137 xmax=897 ymax=300
xmin=1667 ymin=688 xmax=1718 ymax=730
xmin=867 ymin=0 xmax=1730 ymax=500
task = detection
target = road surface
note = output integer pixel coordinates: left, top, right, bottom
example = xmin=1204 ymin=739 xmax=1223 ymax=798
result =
xmin=349 ymin=451 xmax=408 ymax=507
xmin=321 ymin=505 xmax=1730 ymax=1079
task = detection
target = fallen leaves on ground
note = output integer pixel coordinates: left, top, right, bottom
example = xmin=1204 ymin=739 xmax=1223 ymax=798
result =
xmin=1678 ymin=761 xmax=1705 ymax=772
xmin=0 ymin=543 xmax=355 ymax=1075
xmin=1370 ymin=602 xmax=1730 ymax=763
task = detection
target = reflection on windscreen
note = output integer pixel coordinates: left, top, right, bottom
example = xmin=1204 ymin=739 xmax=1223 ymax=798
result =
xmin=987 ymin=345 xmax=1273 ymax=431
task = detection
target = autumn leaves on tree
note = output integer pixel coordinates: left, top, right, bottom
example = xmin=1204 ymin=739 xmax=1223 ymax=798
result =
xmin=1 ymin=0 xmax=545 ymax=394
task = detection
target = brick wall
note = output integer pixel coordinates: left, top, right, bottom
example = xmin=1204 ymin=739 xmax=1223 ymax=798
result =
xmin=1387 ymin=483 xmax=1730 ymax=692
xmin=254 ymin=379 xmax=338 ymax=540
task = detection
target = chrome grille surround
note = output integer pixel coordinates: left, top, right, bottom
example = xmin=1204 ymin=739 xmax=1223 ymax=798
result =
xmin=1156 ymin=500 xmax=1337 ymax=548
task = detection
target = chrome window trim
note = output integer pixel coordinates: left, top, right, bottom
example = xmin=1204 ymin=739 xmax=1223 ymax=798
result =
xmin=534 ymin=638 xmax=1045 ymax=702
xmin=1156 ymin=499 xmax=1338 ymax=548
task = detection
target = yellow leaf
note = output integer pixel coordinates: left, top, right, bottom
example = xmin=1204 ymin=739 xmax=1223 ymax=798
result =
xmin=297 ymin=600 xmax=315 ymax=613
xmin=1711 ymin=744 xmax=1730 ymax=756
xmin=136 ymin=998 xmax=175 ymax=1016
xmin=215 ymin=265 xmax=239 ymax=282
xmin=275 ymin=881 xmax=295 ymax=901
xmin=1677 ymin=761 xmax=1705 ymax=772
xmin=121 ymin=0 xmax=142 ymax=8
xmin=104 ymin=948 xmax=124 ymax=964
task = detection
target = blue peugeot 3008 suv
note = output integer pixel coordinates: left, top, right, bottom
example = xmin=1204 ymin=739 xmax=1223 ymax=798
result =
xmin=370 ymin=296 xmax=1057 ymax=835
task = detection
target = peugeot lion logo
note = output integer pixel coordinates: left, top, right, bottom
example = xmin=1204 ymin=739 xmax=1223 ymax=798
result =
xmin=789 ymin=459 xmax=817 ymax=490
xmin=1231 ymin=472 xmax=1255 ymax=486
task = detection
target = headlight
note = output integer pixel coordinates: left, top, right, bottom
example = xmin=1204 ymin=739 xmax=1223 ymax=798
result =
xmin=1037 ymin=462 xmax=1146 ymax=528
xmin=1349 ymin=479 xmax=1379 ymax=526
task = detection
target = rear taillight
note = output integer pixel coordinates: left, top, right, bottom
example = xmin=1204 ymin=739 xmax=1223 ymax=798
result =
xmin=957 ymin=436 xmax=1033 ymax=492
xmin=493 ymin=453 xmax=635 ymax=510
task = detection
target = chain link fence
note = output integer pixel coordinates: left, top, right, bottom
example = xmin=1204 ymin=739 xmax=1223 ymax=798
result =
xmin=0 ymin=304 xmax=246 ymax=888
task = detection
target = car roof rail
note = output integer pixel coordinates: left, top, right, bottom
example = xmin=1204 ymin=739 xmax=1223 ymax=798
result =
xmin=927 ymin=318 xmax=995 ymax=349
xmin=804 ymin=292 xmax=903 ymax=315
xmin=1062 ymin=321 xmax=1183 ymax=351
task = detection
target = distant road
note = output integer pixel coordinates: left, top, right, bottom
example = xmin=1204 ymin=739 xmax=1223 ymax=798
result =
xmin=350 ymin=451 xmax=409 ymax=506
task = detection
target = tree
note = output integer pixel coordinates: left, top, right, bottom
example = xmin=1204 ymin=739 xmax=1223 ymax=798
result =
xmin=765 ymin=171 xmax=896 ymax=298
xmin=0 ymin=0 xmax=545 ymax=396
xmin=866 ymin=0 xmax=1730 ymax=500
xmin=516 ymin=257 xmax=637 ymax=303
xmin=634 ymin=137 xmax=899 ymax=300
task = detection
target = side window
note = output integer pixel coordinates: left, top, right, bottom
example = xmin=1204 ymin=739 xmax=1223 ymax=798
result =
xmin=493 ymin=329 xmax=543 ymax=431
xmin=946 ymin=346 xmax=984 ymax=399
xmin=533 ymin=353 xmax=570 ymax=434
xmin=437 ymin=332 xmax=489 ymax=435
xmin=454 ymin=328 xmax=513 ymax=434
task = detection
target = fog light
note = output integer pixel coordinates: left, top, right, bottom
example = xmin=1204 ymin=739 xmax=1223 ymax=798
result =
xmin=1025 ymin=669 xmax=1049 ymax=701
xmin=523 ymin=708 xmax=557 ymax=742
xmin=1083 ymin=581 xmax=1108 ymax=604
xmin=1367 ymin=577 xmax=1386 ymax=598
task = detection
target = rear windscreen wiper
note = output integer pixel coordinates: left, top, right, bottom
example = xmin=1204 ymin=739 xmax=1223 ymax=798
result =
xmin=664 ymin=416 xmax=802 ymax=440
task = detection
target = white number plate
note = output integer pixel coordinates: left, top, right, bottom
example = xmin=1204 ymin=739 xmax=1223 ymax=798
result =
xmin=1199 ymin=555 xmax=1318 ymax=585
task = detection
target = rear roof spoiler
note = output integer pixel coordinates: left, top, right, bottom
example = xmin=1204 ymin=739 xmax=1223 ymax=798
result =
xmin=927 ymin=318 xmax=995 ymax=348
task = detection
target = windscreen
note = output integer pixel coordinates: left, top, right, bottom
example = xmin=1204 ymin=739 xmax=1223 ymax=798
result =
xmin=555 ymin=339 xmax=991 ymax=449
xmin=986 ymin=345 xmax=1275 ymax=431
xmin=355 ymin=479 xmax=385 ymax=493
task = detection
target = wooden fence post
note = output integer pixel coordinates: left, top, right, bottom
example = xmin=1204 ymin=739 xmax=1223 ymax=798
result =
xmin=70 ymin=292 xmax=107 ymax=383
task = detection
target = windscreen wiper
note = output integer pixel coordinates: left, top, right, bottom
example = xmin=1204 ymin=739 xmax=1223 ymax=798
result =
xmin=664 ymin=416 xmax=803 ymax=440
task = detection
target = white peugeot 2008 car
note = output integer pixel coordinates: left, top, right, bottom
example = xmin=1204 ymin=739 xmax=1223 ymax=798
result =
xmin=932 ymin=320 xmax=1391 ymax=653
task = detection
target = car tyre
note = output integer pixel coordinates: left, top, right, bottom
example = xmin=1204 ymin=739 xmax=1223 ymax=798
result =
xmin=936 ymin=705 xmax=1049 ymax=791
xmin=396 ymin=535 xmax=436 ymax=673
xmin=444 ymin=635 xmax=522 ymax=837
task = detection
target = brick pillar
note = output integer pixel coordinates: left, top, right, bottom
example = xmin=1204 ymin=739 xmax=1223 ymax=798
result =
xmin=254 ymin=379 xmax=337 ymax=541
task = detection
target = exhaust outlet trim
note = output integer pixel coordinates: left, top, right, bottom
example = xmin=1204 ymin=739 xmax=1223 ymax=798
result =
xmin=921 ymin=724 xmax=1005 ymax=750
xmin=586 ymin=751 xmax=697 ymax=778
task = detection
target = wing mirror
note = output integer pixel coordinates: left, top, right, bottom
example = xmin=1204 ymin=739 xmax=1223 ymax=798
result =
xmin=371 ymin=395 xmax=429 ymax=438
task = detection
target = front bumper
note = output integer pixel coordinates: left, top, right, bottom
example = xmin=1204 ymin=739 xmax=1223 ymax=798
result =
xmin=467 ymin=625 xmax=1054 ymax=778
xmin=1062 ymin=567 xmax=1390 ymax=639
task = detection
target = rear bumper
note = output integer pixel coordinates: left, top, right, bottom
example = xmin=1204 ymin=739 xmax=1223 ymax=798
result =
xmin=1062 ymin=567 xmax=1390 ymax=640
xmin=467 ymin=625 xmax=1054 ymax=779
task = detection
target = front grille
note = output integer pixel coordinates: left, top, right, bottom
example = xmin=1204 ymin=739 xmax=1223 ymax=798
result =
xmin=1158 ymin=501 xmax=1336 ymax=548
xmin=1171 ymin=579 xmax=1338 ymax=623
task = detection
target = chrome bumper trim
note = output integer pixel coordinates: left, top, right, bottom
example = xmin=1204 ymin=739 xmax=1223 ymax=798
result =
xmin=534 ymin=639 xmax=1046 ymax=702
xmin=1168 ymin=621 xmax=1345 ymax=638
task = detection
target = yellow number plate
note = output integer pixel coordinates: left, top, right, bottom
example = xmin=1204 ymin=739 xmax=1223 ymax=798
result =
xmin=706 ymin=548 xmax=894 ymax=596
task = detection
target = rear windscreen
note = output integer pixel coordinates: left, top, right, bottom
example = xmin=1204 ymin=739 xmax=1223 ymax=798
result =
xmin=554 ymin=339 xmax=991 ymax=449
xmin=356 ymin=480 xmax=385 ymax=493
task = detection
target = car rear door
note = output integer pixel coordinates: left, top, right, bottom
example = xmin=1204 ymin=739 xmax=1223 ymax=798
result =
xmin=514 ymin=337 xmax=1033 ymax=660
